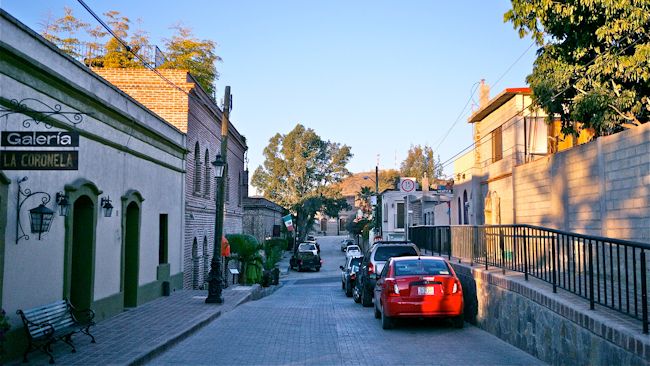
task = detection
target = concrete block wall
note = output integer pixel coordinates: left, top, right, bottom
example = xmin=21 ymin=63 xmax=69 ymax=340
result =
xmin=513 ymin=123 xmax=649 ymax=244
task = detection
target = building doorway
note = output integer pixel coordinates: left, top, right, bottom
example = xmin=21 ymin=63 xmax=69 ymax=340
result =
xmin=123 ymin=201 xmax=140 ymax=308
xmin=70 ymin=196 xmax=95 ymax=310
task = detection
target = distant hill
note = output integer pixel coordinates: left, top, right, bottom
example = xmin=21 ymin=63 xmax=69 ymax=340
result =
xmin=336 ymin=169 xmax=401 ymax=197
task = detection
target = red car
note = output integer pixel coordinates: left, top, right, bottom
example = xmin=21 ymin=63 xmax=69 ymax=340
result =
xmin=373 ymin=256 xmax=464 ymax=329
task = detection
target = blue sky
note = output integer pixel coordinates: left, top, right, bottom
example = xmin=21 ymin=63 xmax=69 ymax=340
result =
xmin=1 ymin=0 xmax=536 ymax=178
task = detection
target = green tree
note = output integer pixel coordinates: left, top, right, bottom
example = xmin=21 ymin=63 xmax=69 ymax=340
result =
xmin=378 ymin=169 xmax=400 ymax=191
xmin=356 ymin=186 xmax=374 ymax=215
xmin=505 ymin=0 xmax=650 ymax=136
xmin=160 ymin=25 xmax=221 ymax=95
xmin=400 ymin=145 xmax=442 ymax=181
xmin=101 ymin=11 xmax=147 ymax=68
xmin=252 ymin=124 xmax=353 ymax=241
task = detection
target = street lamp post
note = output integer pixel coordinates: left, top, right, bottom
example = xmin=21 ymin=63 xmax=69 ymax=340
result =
xmin=206 ymin=86 xmax=231 ymax=304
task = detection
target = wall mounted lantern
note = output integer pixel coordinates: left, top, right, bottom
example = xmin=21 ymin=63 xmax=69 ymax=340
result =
xmin=55 ymin=192 xmax=70 ymax=217
xmin=100 ymin=196 xmax=114 ymax=217
xmin=16 ymin=176 xmax=56 ymax=243
xmin=212 ymin=154 xmax=226 ymax=178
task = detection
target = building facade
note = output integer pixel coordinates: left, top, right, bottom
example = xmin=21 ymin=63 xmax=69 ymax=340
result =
xmin=242 ymin=196 xmax=284 ymax=244
xmin=93 ymin=68 xmax=248 ymax=290
xmin=1 ymin=10 xmax=186 ymax=356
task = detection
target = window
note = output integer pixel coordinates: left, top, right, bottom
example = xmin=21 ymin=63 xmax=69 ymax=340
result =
xmin=396 ymin=202 xmax=405 ymax=229
xmin=491 ymin=126 xmax=503 ymax=162
xmin=394 ymin=259 xmax=450 ymax=276
xmin=320 ymin=218 xmax=327 ymax=232
xmin=383 ymin=202 xmax=388 ymax=222
xmin=457 ymin=197 xmax=462 ymax=225
xmin=158 ymin=214 xmax=168 ymax=264
xmin=204 ymin=150 xmax=210 ymax=197
xmin=373 ymin=245 xmax=417 ymax=262
xmin=194 ymin=142 xmax=201 ymax=194
xmin=463 ymin=190 xmax=469 ymax=225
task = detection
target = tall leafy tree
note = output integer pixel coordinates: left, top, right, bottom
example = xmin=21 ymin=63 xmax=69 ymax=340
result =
xmin=252 ymin=124 xmax=352 ymax=240
xmin=40 ymin=7 xmax=89 ymax=58
xmin=400 ymin=145 xmax=443 ymax=181
xmin=161 ymin=25 xmax=221 ymax=96
xmin=505 ymin=0 xmax=650 ymax=136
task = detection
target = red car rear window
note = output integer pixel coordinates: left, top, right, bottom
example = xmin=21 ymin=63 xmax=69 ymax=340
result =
xmin=393 ymin=259 xmax=451 ymax=276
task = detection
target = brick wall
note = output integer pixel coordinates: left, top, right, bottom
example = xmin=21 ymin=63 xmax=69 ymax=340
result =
xmin=513 ymin=122 xmax=649 ymax=243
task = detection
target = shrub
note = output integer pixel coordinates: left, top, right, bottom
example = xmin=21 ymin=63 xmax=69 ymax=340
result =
xmin=226 ymin=234 xmax=263 ymax=285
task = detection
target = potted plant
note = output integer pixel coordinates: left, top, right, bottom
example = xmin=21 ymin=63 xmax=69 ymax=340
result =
xmin=227 ymin=234 xmax=263 ymax=285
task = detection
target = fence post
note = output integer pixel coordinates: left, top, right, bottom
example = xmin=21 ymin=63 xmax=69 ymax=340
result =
xmin=641 ymin=250 xmax=648 ymax=334
xmin=551 ymin=234 xmax=557 ymax=293
xmin=485 ymin=227 xmax=489 ymax=271
xmin=523 ymin=227 xmax=529 ymax=281
xmin=471 ymin=226 xmax=478 ymax=266
xmin=588 ymin=239 xmax=595 ymax=310
xmin=500 ymin=228 xmax=506 ymax=275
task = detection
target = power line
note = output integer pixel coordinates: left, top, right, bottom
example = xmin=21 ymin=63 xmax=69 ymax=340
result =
xmin=432 ymin=81 xmax=480 ymax=155
xmin=490 ymin=41 xmax=535 ymax=91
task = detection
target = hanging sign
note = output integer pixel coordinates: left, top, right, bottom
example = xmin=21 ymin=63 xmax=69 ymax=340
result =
xmin=1 ymin=131 xmax=79 ymax=147
xmin=0 ymin=150 xmax=78 ymax=170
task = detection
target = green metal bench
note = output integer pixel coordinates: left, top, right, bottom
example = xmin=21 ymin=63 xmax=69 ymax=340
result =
xmin=16 ymin=299 xmax=95 ymax=364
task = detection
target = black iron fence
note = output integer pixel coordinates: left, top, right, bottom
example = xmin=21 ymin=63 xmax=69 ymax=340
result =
xmin=409 ymin=224 xmax=650 ymax=334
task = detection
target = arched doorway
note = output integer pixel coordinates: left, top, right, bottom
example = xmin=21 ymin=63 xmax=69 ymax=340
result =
xmin=70 ymin=196 xmax=95 ymax=310
xmin=457 ymin=197 xmax=462 ymax=225
xmin=192 ymin=238 xmax=199 ymax=289
xmin=463 ymin=190 xmax=469 ymax=225
xmin=124 ymin=201 xmax=140 ymax=308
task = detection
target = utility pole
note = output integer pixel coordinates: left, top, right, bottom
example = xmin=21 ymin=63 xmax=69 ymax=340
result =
xmin=375 ymin=165 xmax=380 ymax=237
xmin=206 ymin=86 xmax=231 ymax=304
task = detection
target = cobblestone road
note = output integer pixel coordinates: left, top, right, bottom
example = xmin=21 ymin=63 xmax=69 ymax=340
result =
xmin=149 ymin=236 xmax=545 ymax=366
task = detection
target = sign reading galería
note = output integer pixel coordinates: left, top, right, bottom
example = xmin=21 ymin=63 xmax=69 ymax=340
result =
xmin=1 ymin=131 xmax=79 ymax=147
xmin=1 ymin=150 xmax=78 ymax=170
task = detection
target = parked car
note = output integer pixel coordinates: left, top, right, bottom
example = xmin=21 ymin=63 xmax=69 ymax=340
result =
xmin=340 ymin=255 xmax=363 ymax=297
xmin=307 ymin=235 xmax=317 ymax=242
xmin=356 ymin=241 xmax=420 ymax=307
xmin=373 ymin=256 xmax=464 ymax=329
xmin=345 ymin=245 xmax=362 ymax=257
xmin=290 ymin=243 xmax=322 ymax=272
xmin=340 ymin=239 xmax=355 ymax=252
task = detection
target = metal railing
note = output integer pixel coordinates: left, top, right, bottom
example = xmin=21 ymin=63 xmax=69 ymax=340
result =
xmin=52 ymin=41 xmax=167 ymax=68
xmin=409 ymin=224 xmax=650 ymax=334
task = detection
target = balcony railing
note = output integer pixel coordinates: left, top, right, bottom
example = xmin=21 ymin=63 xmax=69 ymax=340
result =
xmin=53 ymin=41 xmax=167 ymax=68
xmin=409 ymin=224 xmax=650 ymax=334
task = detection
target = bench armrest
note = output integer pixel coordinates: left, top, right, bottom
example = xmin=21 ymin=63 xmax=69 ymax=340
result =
xmin=16 ymin=310 xmax=55 ymax=338
xmin=67 ymin=301 xmax=95 ymax=324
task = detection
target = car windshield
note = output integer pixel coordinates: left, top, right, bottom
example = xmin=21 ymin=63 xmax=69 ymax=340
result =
xmin=374 ymin=246 xmax=418 ymax=261
xmin=393 ymin=259 xmax=451 ymax=276
xmin=298 ymin=243 xmax=316 ymax=251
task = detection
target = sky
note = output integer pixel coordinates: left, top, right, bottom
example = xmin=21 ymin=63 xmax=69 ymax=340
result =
xmin=1 ymin=0 xmax=537 ymax=179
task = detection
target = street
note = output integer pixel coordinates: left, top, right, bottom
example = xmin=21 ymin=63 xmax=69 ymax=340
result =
xmin=149 ymin=236 xmax=544 ymax=366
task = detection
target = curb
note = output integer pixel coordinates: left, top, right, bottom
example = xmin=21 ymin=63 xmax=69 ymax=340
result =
xmin=128 ymin=283 xmax=283 ymax=366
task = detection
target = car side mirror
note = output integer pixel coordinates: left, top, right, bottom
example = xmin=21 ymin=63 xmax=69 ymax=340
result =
xmin=339 ymin=266 xmax=344 ymax=270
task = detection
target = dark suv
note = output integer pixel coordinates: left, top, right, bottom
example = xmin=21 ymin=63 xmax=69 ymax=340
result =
xmin=356 ymin=241 xmax=420 ymax=307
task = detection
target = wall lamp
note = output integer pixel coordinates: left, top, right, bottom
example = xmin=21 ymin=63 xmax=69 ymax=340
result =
xmin=100 ymin=196 xmax=114 ymax=217
xmin=55 ymin=192 xmax=70 ymax=217
xmin=16 ymin=176 xmax=55 ymax=243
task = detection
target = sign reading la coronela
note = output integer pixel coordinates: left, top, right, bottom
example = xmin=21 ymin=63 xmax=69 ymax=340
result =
xmin=1 ymin=150 xmax=78 ymax=170
xmin=0 ymin=131 xmax=79 ymax=170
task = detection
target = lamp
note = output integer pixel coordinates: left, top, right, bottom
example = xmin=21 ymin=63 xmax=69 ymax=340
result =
xmin=212 ymin=154 xmax=226 ymax=178
xmin=29 ymin=203 xmax=55 ymax=239
xmin=100 ymin=196 xmax=114 ymax=217
xmin=55 ymin=192 xmax=70 ymax=217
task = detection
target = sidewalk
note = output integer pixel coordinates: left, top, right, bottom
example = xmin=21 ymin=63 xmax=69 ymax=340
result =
xmin=15 ymin=283 xmax=283 ymax=365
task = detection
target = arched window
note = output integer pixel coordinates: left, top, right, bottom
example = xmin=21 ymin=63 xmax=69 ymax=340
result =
xmin=204 ymin=149 xmax=210 ymax=197
xmin=457 ymin=197 xmax=462 ymax=225
xmin=463 ymin=190 xmax=469 ymax=225
xmin=194 ymin=142 xmax=201 ymax=194
xmin=202 ymin=237 xmax=209 ymax=285
xmin=192 ymin=238 xmax=199 ymax=289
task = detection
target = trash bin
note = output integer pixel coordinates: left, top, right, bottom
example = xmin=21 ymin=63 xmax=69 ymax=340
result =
xmin=162 ymin=281 xmax=170 ymax=296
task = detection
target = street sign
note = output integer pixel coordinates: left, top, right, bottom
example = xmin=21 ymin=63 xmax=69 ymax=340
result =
xmin=400 ymin=178 xmax=416 ymax=192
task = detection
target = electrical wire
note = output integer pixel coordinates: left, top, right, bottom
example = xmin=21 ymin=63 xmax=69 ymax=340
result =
xmin=490 ymin=41 xmax=536 ymax=92
xmin=432 ymin=81 xmax=480 ymax=155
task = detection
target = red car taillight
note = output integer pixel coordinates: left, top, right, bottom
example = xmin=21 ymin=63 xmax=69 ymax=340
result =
xmin=367 ymin=263 xmax=374 ymax=274
xmin=385 ymin=279 xmax=400 ymax=297
xmin=350 ymin=273 xmax=356 ymax=280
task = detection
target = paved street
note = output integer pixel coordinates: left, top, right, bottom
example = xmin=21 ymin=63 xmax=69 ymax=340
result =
xmin=149 ymin=236 xmax=544 ymax=366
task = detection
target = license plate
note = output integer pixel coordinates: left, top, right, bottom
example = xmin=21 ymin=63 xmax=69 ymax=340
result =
xmin=417 ymin=286 xmax=435 ymax=295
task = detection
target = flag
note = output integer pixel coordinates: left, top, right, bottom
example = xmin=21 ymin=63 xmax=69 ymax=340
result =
xmin=282 ymin=214 xmax=294 ymax=231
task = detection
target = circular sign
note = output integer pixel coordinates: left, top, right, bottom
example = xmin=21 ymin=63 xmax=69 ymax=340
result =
xmin=400 ymin=178 xmax=415 ymax=192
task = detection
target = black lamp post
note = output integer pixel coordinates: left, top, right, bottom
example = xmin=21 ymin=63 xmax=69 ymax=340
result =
xmin=206 ymin=86 xmax=231 ymax=304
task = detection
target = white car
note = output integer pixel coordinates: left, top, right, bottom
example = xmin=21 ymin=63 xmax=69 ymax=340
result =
xmin=297 ymin=243 xmax=318 ymax=256
xmin=345 ymin=245 xmax=362 ymax=257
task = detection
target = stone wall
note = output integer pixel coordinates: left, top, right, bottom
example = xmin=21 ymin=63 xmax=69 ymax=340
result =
xmin=451 ymin=263 xmax=649 ymax=365
xmin=513 ymin=122 xmax=650 ymax=243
